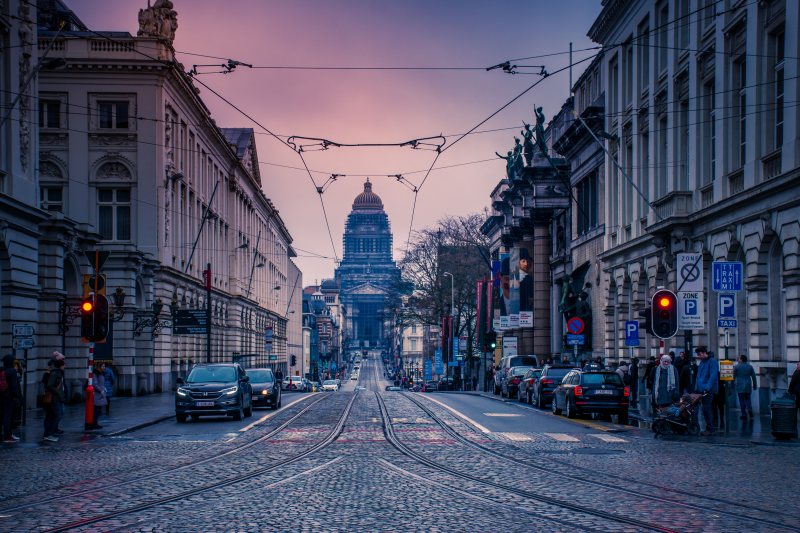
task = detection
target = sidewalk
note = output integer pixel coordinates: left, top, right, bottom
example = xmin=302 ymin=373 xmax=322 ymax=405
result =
xmin=9 ymin=392 xmax=175 ymax=445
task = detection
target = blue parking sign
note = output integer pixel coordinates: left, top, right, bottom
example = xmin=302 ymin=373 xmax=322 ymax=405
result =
xmin=625 ymin=321 xmax=639 ymax=347
xmin=718 ymin=293 xmax=736 ymax=319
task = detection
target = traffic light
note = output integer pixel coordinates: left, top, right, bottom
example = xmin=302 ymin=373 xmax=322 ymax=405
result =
xmin=291 ymin=354 xmax=297 ymax=366
xmin=639 ymin=307 xmax=653 ymax=336
xmin=93 ymin=294 xmax=109 ymax=342
xmin=651 ymin=289 xmax=678 ymax=339
xmin=80 ymin=296 xmax=95 ymax=340
xmin=486 ymin=330 xmax=497 ymax=351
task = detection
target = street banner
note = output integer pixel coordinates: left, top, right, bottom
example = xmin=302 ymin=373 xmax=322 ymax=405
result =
xmin=499 ymin=316 xmax=509 ymax=330
xmin=519 ymin=311 xmax=533 ymax=327
xmin=434 ymin=349 xmax=444 ymax=375
xmin=493 ymin=318 xmax=501 ymax=331
xmin=509 ymin=314 xmax=519 ymax=328
xmin=503 ymin=336 xmax=517 ymax=356
xmin=424 ymin=360 xmax=432 ymax=381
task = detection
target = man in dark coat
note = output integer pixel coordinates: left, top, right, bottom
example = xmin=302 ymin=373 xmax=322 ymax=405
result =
xmin=1 ymin=354 xmax=22 ymax=443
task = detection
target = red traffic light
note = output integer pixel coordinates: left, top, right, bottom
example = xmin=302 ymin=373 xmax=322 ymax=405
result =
xmin=658 ymin=297 xmax=671 ymax=308
xmin=651 ymin=289 xmax=678 ymax=339
xmin=81 ymin=300 xmax=94 ymax=313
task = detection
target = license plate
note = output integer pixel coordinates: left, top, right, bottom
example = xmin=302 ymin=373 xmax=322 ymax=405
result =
xmin=195 ymin=401 xmax=215 ymax=407
xmin=594 ymin=390 xmax=614 ymax=395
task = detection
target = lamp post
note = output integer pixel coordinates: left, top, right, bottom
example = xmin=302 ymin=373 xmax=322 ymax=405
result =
xmin=443 ymin=272 xmax=455 ymax=384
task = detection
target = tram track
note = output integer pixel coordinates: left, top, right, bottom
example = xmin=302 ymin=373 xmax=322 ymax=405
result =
xmin=375 ymin=392 xmax=677 ymax=533
xmin=42 ymin=392 xmax=358 ymax=533
xmin=0 ymin=393 xmax=330 ymax=514
xmin=415 ymin=392 xmax=798 ymax=529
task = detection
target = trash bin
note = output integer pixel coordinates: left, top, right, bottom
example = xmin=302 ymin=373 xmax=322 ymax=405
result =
xmin=770 ymin=395 xmax=798 ymax=440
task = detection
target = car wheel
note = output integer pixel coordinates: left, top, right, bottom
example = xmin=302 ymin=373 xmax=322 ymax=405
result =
xmin=552 ymin=396 xmax=562 ymax=415
xmin=527 ymin=390 xmax=532 ymax=405
xmin=518 ymin=388 xmax=525 ymax=403
xmin=566 ymin=399 xmax=576 ymax=419
xmin=537 ymin=390 xmax=545 ymax=409
xmin=617 ymin=410 xmax=629 ymax=425
xmin=190 ymin=414 xmax=200 ymax=421
xmin=176 ymin=413 xmax=187 ymax=423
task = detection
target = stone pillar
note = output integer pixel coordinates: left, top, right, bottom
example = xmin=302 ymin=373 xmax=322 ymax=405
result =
xmin=532 ymin=224 xmax=551 ymax=357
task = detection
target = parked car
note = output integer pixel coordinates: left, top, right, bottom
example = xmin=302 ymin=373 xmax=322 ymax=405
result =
xmin=494 ymin=354 xmax=539 ymax=394
xmin=175 ymin=363 xmax=253 ymax=422
xmin=385 ymin=385 xmax=402 ymax=391
xmin=422 ymin=380 xmax=439 ymax=392
xmin=437 ymin=377 xmax=455 ymax=391
xmin=247 ymin=368 xmax=282 ymax=410
xmin=518 ymin=368 xmax=542 ymax=404
xmin=551 ymin=369 xmax=630 ymax=424
xmin=501 ymin=366 xmax=534 ymax=399
xmin=531 ymin=365 xmax=574 ymax=408
xmin=284 ymin=376 xmax=305 ymax=391
xmin=321 ymin=380 xmax=339 ymax=392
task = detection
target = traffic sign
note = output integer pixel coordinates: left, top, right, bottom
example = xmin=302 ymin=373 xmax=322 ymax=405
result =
xmin=718 ymin=293 xmax=736 ymax=319
xmin=84 ymin=250 xmax=110 ymax=272
xmin=172 ymin=309 xmax=208 ymax=335
xmin=566 ymin=334 xmax=584 ymax=346
xmin=624 ymin=321 xmax=639 ymax=347
xmin=12 ymin=323 xmax=34 ymax=338
xmin=717 ymin=319 xmax=738 ymax=328
xmin=424 ymin=360 xmax=432 ymax=381
xmin=566 ymin=317 xmax=585 ymax=335
xmin=13 ymin=338 xmax=34 ymax=349
xmin=268 ymin=355 xmax=278 ymax=361
xmin=677 ymin=291 xmax=704 ymax=330
xmin=83 ymin=274 xmax=107 ymax=297
xmin=712 ymin=261 xmax=743 ymax=292
xmin=677 ymin=253 xmax=704 ymax=292
xmin=719 ymin=359 xmax=734 ymax=381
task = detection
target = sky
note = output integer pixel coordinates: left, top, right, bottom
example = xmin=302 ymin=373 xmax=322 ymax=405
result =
xmin=65 ymin=0 xmax=602 ymax=286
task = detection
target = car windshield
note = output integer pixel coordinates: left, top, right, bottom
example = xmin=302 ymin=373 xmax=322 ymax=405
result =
xmin=186 ymin=366 xmax=236 ymax=383
xmin=510 ymin=366 xmax=532 ymax=377
xmin=247 ymin=369 xmax=274 ymax=383
xmin=323 ymin=380 xmax=336 ymax=385
xmin=525 ymin=369 xmax=541 ymax=379
xmin=509 ymin=356 xmax=538 ymax=367
xmin=582 ymin=373 xmax=623 ymax=386
xmin=545 ymin=368 xmax=572 ymax=378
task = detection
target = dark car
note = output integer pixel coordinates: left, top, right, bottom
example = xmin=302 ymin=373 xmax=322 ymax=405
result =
xmin=437 ymin=377 xmax=455 ymax=391
xmin=175 ymin=363 xmax=253 ymax=422
xmin=501 ymin=366 xmax=534 ymax=399
xmin=531 ymin=365 xmax=574 ymax=408
xmin=422 ymin=380 xmax=439 ymax=392
xmin=247 ymin=368 xmax=282 ymax=410
xmin=518 ymin=368 xmax=542 ymax=404
xmin=551 ymin=370 xmax=629 ymax=424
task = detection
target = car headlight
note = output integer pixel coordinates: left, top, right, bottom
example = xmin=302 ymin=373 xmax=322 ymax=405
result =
xmin=222 ymin=386 xmax=238 ymax=396
xmin=176 ymin=387 xmax=189 ymax=397
xmin=261 ymin=389 xmax=269 ymax=395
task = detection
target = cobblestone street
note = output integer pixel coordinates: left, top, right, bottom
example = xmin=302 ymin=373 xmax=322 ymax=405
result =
xmin=1 ymin=356 xmax=798 ymax=532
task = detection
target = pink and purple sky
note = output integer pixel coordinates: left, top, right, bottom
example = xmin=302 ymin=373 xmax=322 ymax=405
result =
xmin=65 ymin=0 xmax=602 ymax=284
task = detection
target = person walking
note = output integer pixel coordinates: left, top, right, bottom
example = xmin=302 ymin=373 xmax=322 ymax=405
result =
xmin=733 ymin=355 xmax=757 ymax=419
xmin=694 ymin=346 xmax=718 ymax=435
xmin=651 ymin=355 xmax=679 ymax=410
xmin=788 ymin=362 xmax=800 ymax=413
xmin=2 ymin=354 xmax=22 ymax=443
xmin=629 ymin=358 xmax=639 ymax=407
xmin=103 ymin=364 xmax=115 ymax=416
xmin=43 ymin=352 xmax=66 ymax=442
xmin=679 ymin=356 xmax=694 ymax=395
xmin=91 ymin=363 xmax=107 ymax=430
xmin=643 ymin=356 xmax=657 ymax=394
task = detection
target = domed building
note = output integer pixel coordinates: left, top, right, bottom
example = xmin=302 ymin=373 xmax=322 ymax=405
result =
xmin=335 ymin=179 xmax=401 ymax=354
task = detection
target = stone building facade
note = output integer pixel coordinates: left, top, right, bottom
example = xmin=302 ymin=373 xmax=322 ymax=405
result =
xmin=590 ymin=0 xmax=800 ymax=411
xmin=1 ymin=1 xmax=298 ymax=405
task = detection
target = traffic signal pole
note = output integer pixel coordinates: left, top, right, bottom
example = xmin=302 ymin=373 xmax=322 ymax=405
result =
xmin=85 ymin=341 xmax=95 ymax=430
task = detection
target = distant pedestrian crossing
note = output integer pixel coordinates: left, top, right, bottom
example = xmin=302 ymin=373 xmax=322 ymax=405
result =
xmin=494 ymin=431 xmax=629 ymax=444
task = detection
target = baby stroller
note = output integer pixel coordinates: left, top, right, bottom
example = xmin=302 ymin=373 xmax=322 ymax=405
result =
xmin=651 ymin=392 xmax=705 ymax=437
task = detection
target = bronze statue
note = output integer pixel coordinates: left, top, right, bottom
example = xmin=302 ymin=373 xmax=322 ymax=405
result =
xmin=495 ymin=150 xmax=517 ymax=181
xmin=521 ymin=123 xmax=534 ymax=166
xmin=534 ymin=106 xmax=548 ymax=157
xmin=559 ymin=275 xmax=577 ymax=319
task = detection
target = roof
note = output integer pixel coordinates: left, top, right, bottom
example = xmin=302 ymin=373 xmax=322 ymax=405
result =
xmin=220 ymin=128 xmax=251 ymax=159
xmin=352 ymin=179 xmax=384 ymax=211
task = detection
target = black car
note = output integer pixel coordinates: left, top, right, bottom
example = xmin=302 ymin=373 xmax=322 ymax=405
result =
xmin=531 ymin=365 xmax=574 ymax=408
xmin=175 ymin=363 xmax=253 ymax=422
xmin=551 ymin=370 xmax=629 ymax=424
xmin=247 ymin=368 xmax=282 ymax=410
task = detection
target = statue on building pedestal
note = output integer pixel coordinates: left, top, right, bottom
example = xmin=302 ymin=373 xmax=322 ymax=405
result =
xmin=521 ymin=123 xmax=534 ymax=166
xmin=138 ymin=0 xmax=179 ymax=46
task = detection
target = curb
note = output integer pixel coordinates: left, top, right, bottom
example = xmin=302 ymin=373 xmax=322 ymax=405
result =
xmin=101 ymin=414 xmax=174 ymax=437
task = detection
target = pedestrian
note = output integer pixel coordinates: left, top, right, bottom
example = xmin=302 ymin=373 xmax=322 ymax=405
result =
xmin=91 ymin=363 xmax=107 ymax=430
xmin=651 ymin=355 xmax=679 ymax=410
xmin=629 ymin=357 xmax=639 ymax=406
xmin=679 ymin=356 xmax=694 ymax=395
xmin=616 ymin=362 xmax=629 ymax=384
xmin=673 ymin=351 xmax=686 ymax=374
xmin=788 ymin=362 xmax=800 ymax=412
xmin=2 ymin=354 xmax=22 ymax=443
xmin=103 ymin=364 xmax=115 ymax=416
xmin=275 ymin=367 xmax=283 ymax=383
xmin=733 ymin=355 xmax=757 ymax=419
xmin=694 ymin=346 xmax=718 ymax=435
xmin=643 ymin=356 xmax=657 ymax=393
xmin=43 ymin=352 xmax=66 ymax=442
xmin=713 ymin=371 xmax=726 ymax=430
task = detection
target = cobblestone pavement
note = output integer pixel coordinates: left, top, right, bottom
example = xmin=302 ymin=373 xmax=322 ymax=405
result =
xmin=0 ymin=356 xmax=798 ymax=532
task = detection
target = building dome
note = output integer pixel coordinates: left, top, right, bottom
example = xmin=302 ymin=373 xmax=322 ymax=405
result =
xmin=352 ymin=179 xmax=383 ymax=210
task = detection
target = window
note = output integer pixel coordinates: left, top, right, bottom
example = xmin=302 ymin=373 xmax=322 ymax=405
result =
xmin=655 ymin=94 xmax=668 ymax=199
xmin=701 ymin=0 xmax=715 ymax=31
xmin=637 ymin=20 xmax=650 ymax=95
xmin=98 ymin=101 xmax=129 ymax=129
xmin=728 ymin=24 xmax=747 ymax=170
xmin=39 ymin=100 xmax=61 ymax=128
xmin=656 ymin=3 xmax=669 ymax=75
xmin=638 ymin=127 xmax=650 ymax=215
xmin=608 ymin=55 xmax=619 ymax=117
xmin=411 ymin=324 xmax=417 ymax=334
xmin=770 ymin=27 xmax=785 ymax=151
xmin=410 ymin=339 xmax=418 ymax=352
xmin=677 ymin=0 xmax=689 ymax=49
xmin=676 ymin=76 xmax=689 ymax=190
xmin=701 ymin=79 xmax=716 ymax=184
xmin=98 ymin=188 xmax=131 ymax=241
xmin=576 ymin=171 xmax=598 ymax=235
xmin=623 ymin=42 xmax=633 ymax=106
xmin=40 ymin=186 xmax=63 ymax=212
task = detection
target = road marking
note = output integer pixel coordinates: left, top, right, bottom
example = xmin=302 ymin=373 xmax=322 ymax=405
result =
xmin=499 ymin=432 xmax=533 ymax=442
xmin=589 ymin=433 xmax=627 ymax=443
xmin=392 ymin=417 xmax=409 ymax=424
xmin=483 ymin=412 xmax=522 ymax=417
xmin=264 ymin=457 xmax=344 ymax=489
xmin=544 ymin=433 xmax=580 ymax=442
xmin=421 ymin=395 xmax=491 ymax=434
xmin=238 ymin=395 xmax=311 ymax=432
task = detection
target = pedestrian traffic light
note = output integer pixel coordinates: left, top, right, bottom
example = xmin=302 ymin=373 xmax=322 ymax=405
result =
xmin=651 ymin=289 xmax=678 ymax=339
xmin=93 ymin=294 xmax=110 ymax=342
xmin=81 ymin=296 xmax=95 ymax=340
xmin=291 ymin=354 xmax=297 ymax=366
xmin=486 ymin=330 xmax=497 ymax=351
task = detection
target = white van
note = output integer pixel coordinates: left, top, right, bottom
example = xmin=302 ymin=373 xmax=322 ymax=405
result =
xmin=494 ymin=354 xmax=539 ymax=395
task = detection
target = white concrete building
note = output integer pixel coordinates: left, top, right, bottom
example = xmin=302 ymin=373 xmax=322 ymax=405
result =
xmin=591 ymin=0 xmax=800 ymax=411
xmin=14 ymin=0 xmax=298 ymax=401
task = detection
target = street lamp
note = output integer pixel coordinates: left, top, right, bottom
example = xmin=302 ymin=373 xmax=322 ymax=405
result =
xmin=443 ymin=272 xmax=455 ymax=317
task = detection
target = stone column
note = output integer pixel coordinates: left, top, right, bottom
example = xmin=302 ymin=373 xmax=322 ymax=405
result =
xmin=532 ymin=224 xmax=551 ymax=356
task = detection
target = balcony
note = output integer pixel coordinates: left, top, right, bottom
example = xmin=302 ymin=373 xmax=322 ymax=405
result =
xmin=728 ymin=169 xmax=744 ymax=196
xmin=761 ymin=150 xmax=782 ymax=181
xmin=652 ymin=190 xmax=693 ymax=220
xmin=699 ymin=183 xmax=714 ymax=209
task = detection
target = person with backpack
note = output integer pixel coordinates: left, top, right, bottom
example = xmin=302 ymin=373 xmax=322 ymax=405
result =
xmin=103 ymin=364 xmax=115 ymax=416
xmin=43 ymin=352 xmax=66 ymax=442
xmin=2 ymin=354 xmax=22 ymax=443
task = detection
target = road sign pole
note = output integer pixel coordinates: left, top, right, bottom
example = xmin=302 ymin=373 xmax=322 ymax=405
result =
xmin=85 ymin=342 xmax=95 ymax=430
xmin=22 ymin=348 xmax=28 ymax=426
xmin=206 ymin=263 xmax=212 ymax=363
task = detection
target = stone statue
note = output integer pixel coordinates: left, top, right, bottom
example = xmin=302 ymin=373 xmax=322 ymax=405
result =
xmin=559 ymin=275 xmax=577 ymax=319
xmin=495 ymin=150 xmax=517 ymax=181
xmin=534 ymin=106 xmax=548 ymax=157
xmin=521 ymin=123 xmax=534 ymax=166
xmin=512 ymin=136 xmax=524 ymax=177
xmin=138 ymin=0 xmax=179 ymax=46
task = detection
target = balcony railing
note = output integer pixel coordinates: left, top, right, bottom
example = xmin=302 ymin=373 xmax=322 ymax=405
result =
xmin=761 ymin=150 xmax=782 ymax=180
xmin=728 ymin=169 xmax=744 ymax=196
xmin=652 ymin=190 xmax=693 ymax=221
xmin=699 ymin=183 xmax=714 ymax=208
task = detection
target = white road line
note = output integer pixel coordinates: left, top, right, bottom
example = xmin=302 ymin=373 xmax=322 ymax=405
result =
xmin=499 ymin=432 xmax=533 ymax=442
xmin=589 ymin=433 xmax=627 ymax=443
xmin=483 ymin=412 xmax=523 ymax=417
xmin=544 ymin=432 xmax=580 ymax=442
xmin=238 ymin=395 xmax=312 ymax=432
xmin=420 ymin=395 xmax=492 ymax=434
xmin=264 ymin=457 xmax=344 ymax=489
